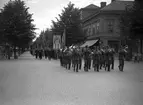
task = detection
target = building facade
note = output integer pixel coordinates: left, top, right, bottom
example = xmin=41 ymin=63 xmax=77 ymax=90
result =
xmin=80 ymin=0 xmax=133 ymax=51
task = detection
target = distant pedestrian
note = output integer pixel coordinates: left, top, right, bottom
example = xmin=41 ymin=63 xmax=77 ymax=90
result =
xmin=134 ymin=53 xmax=138 ymax=63
xmin=118 ymin=46 xmax=127 ymax=71
xmin=44 ymin=49 xmax=48 ymax=59
xmin=35 ymin=48 xmax=39 ymax=59
xmin=72 ymin=48 xmax=80 ymax=72
xmin=136 ymin=52 xmax=141 ymax=63
xmin=92 ymin=48 xmax=100 ymax=72
xmin=47 ymin=48 xmax=52 ymax=60
xmin=110 ymin=48 xmax=115 ymax=70
xmin=83 ymin=46 xmax=91 ymax=72
xmin=38 ymin=48 xmax=43 ymax=60
xmin=105 ymin=46 xmax=111 ymax=72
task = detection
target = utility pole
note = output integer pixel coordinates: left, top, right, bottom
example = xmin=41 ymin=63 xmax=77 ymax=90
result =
xmin=62 ymin=22 xmax=66 ymax=49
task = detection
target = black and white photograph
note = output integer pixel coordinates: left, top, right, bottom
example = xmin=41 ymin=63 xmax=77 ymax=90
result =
xmin=0 ymin=0 xmax=143 ymax=105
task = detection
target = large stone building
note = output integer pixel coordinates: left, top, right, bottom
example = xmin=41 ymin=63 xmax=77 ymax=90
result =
xmin=80 ymin=0 xmax=133 ymax=51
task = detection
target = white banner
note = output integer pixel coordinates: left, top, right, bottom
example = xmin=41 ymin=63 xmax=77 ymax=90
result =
xmin=53 ymin=35 xmax=61 ymax=49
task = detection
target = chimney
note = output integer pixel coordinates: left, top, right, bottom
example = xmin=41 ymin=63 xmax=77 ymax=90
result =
xmin=111 ymin=0 xmax=116 ymax=2
xmin=100 ymin=2 xmax=106 ymax=8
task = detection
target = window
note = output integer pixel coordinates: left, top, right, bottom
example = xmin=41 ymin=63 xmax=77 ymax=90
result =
xmin=88 ymin=26 xmax=91 ymax=36
xmin=85 ymin=29 xmax=88 ymax=36
xmin=91 ymin=25 xmax=93 ymax=35
xmin=87 ymin=27 xmax=89 ymax=36
xmin=84 ymin=28 xmax=88 ymax=36
xmin=96 ymin=22 xmax=99 ymax=33
xmin=92 ymin=25 xmax=95 ymax=35
xmin=107 ymin=20 xmax=114 ymax=33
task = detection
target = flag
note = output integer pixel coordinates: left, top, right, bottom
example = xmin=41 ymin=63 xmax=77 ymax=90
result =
xmin=62 ymin=29 xmax=66 ymax=48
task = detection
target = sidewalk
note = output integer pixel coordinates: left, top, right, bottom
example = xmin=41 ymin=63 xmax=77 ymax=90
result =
xmin=0 ymin=51 xmax=33 ymax=61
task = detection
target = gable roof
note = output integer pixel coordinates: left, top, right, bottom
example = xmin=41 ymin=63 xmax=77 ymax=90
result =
xmin=101 ymin=1 xmax=133 ymax=11
xmin=82 ymin=0 xmax=133 ymax=23
xmin=83 ymin=4 xmax=99 ymax=9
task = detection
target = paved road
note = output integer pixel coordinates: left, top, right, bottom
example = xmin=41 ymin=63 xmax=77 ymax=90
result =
xmin=0 ymin=52 xmax=143 ymax=105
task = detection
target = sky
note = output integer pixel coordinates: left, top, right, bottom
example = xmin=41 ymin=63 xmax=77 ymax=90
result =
xmin=0 ymin=0 xmax=133 ymax=37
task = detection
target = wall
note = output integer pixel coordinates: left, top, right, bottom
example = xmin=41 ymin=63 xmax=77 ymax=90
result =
xmin=82 ymin=12 xmax=122 ymax=49
xmin=100 ymin=15 xmax=121 ymax=35
xmin=81 ymin=9 xmax=98 ymax=20
xmin=83 ymin=15 xmax=101 ymax=37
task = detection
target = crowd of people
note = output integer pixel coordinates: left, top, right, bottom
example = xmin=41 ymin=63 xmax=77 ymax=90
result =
xmin=58 ymin=45 xmax=127 ymax=72
xmin=31 ymin=45 xmax=128 ymax=72
xmin=0 ymin=45 xmax=25 ymax=59
xmin=30 ymin=48 xmax=59 ymax=60
xmin=133 ymin=52 xmax=142 ymax=63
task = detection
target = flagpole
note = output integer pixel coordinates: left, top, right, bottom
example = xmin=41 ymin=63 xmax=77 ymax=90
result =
xmin=64 ymin=28 xmax=66 ymax=47
xmin=62 ymin=28 xmax=66 ymax=49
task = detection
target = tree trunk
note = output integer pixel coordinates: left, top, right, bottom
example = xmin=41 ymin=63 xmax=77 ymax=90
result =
xmin=18 ymin=47 xmax=21 ymax=56
xmin=140 ymin=39 xmax=142 ymax=54
xmin=14 ymin=46 xmax=18 ymax=59
xmin=7 ymin=46 xmax=11 ymax=60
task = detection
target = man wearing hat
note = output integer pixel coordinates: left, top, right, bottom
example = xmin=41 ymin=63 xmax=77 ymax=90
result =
xmin=99 ymin=46 xmax=105 ymax=69
xmin=92 ymin=47 xmax=100 ymax=72
xmin=105 ymin=46 xmax=111 ymax=71
xmin=118 ymin=46 xmax=127 ymax=71
xmin=35 ymin=48 xmax=39 ymax=59
xmin=72 ymin=47 xmax=79 ymax=72
xmin=66 ymin=47 xmax=72 ymax=70
xmin=110 ymin=47 xmax=115 ymax=70
xmin=83 ymin=45 xmax=91 ymax=72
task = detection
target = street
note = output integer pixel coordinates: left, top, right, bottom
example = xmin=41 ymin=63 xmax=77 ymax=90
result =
xmin=0 ymin=51 xmax=143 ymax=105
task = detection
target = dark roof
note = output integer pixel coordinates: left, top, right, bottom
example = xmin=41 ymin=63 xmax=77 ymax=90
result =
xmin=83 ymin=4 xmax=99 ymax=9
xmin=82 ymin=0 xmax=133 ymax=23
xmin=101 ymin=1 xmax=133 ymax=11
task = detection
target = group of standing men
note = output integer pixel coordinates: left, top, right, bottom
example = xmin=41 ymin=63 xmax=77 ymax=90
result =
xmin=59 ymin=45 xmax=127 ymax=72
xmin=31 ymin=48 xmax=53 ymax=60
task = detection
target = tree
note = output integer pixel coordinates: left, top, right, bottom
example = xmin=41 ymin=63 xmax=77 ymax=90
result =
xmin=0 ymin=0 xmax=36 ymax=58
xmin=0 ymin=13 xmax=5 ymax=44
xmin=33 ymin=28 xmax=53 ymax=49
xmin=51 ymin=2 xmax=85 ymax=47
xmin=44 ymin=28 xmax=53 ymax=48
xmin=35 ymin=30 xmax=45 ymax=48
xmin=129 ymin=0 xmax=143 ymax=53
xmin=120 ymin=0 xmax=143 ymax=53
xmin=120 ymin=7 xmax=130 ymax=44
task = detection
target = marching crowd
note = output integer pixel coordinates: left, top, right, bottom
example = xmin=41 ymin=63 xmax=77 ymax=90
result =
xmin=58 ymin=45 xmax=127 ymax=72
xmin=31 ymin=45 xmax=128 ymax=72
xmin=30 ymin=48 xmax=58 ymax=60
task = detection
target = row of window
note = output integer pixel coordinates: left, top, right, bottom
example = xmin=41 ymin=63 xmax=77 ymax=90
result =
xmin=83 ymin=19 xmax=114 ymax=36
xmin=107 ymin=19 xmax=114 ymax=33
xmin=83 ymin=22 xmax=100 ymax=36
